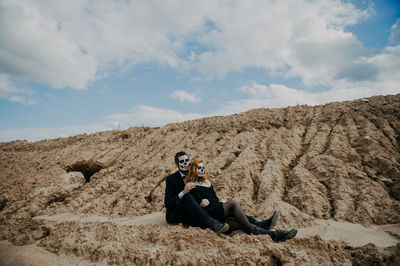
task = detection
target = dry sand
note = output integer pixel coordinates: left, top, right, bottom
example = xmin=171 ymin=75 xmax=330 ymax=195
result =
xmin=1 ymin=214 xmax=399 ymax=265
xmin=1 ymin=94 xmax=400 ymax=265
xmin=0 ymin=240 xmax=102 ymax=266
xmin=1 ymin=215 xmax=398 ymax=265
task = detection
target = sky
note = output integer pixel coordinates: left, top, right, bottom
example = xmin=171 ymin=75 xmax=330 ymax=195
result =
xmin=1 ymin=0 xmax=400 ymax=142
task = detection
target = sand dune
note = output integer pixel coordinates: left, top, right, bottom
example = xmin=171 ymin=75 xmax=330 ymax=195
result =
xmin=1 ymin=213 xmax=398 ymax=265
xmin=34 ymin=212 xmax=400 ymax=248
xmin=33 ymin=212 xmax=168 ymax=226
xmin=1 ymin=94 xmax=400 ymax=265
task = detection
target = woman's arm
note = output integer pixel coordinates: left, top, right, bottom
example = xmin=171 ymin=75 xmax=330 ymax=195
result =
xmin=190 ymin=186 xmax=210 ymax=207
xmin=209 ymin=184 xmax=227 ymax=203
xmin=210 ymin=184 xmax=220 ymax=200
xmin=189 ymin=187 xmax=203 ymax=204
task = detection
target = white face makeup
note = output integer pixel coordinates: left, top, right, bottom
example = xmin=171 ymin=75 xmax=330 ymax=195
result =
xmin=177 ymin=155 xmax=189 ymax=172
xmin=198 ymin=162 xmax=205 ymax=177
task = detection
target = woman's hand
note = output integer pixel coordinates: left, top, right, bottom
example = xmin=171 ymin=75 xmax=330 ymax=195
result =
xmin=200 ymin=199 xmax=210 ymax=207
xmin=219 ymin=199 xmax=227 ymax=203
xmin=183 ymin=182 xmax=197 ymax=194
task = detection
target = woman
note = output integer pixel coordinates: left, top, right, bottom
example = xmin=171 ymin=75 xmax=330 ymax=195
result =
xmin=186 ymin=158 xmax=297 ymax=242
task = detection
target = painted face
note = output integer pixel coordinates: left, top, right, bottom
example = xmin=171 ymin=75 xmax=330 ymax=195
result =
xmin=177 ymin=155 xmax=189 ymax=172
xmin=198 ymin=162 xmax=205 ymax=177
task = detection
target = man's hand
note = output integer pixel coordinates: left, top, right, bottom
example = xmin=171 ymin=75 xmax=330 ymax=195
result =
xmin=200 ymin=199 xmax=210 ymax=207
xmin=183 ymin=182 xmax=197 ymax=194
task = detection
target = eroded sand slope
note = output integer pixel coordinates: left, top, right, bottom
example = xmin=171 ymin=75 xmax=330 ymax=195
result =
xmin=1 ymin=94 xmax=400 ymax=265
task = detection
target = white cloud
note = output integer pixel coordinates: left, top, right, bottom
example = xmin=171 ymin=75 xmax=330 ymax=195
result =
xmin=239 ymin=83 xmax=319 ymax=106
xmin=334 ymin=45 xmax=400 ymax=90
xmin=0 ymin=124 xmax=112 ymax=142
xmin=3 ymin=0 xmax=396 ymax=104
xmin=287 ymin=35 xmax=366 ymax=86
xmin=7 ymin=95 xmax=35 ymax=105
xmin=389 ymin=18 xmax=400 ymax=45
xmin=104 ymin=105 xmax=203 ymax=128
xmin=0 ymin=0 xmax=374 ymax=97
xmin=0 ymin=73 xmax=35 ymax=104
xmin=212 ymin=81 xmax=400 ymax=116
xmin=367 ymin=45 xmax=400 ymax=82
xmin=0 ymin=0 xmax=208 ymax=93
xmin=0 ymin=1 xmax=98 ymax=90
xmin=193 ymin=0 xmax=371 ymax=83
xmin=213 ymin=83 xmax=318 ymax=115
xmin=0 ymin=105 xmax=204 ymax=142
xmin=190 ymin=76 xmax=201 ymax=82
xmin=170 ymin=90 xmax=201 ymax=102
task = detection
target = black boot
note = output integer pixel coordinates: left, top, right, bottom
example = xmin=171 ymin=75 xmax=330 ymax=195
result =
xmin=270 ymin=229 xmax=297 ymax=243
xmin=207 ymin=218 xmax=229 ymax=234
xmin=251 ymin=226 xmax=262 ymax=235
xmin=255 ymin=211 xmax=279 ymax=230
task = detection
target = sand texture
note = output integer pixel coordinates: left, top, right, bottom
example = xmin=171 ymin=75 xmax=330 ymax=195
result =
xmin=1 ymin=94 xmax=400 ymax=265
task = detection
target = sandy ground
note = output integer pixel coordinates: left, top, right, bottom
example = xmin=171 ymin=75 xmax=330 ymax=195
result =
xmin=1 ymin=213 xmax=398 ymax=266
xmin=0 ymin=240 xmax=102 ymax=266
xmin=32 ymin=212 xmax=400 ymax=248
xmin=1 ymin=94 xmax=400 ymax=264
xmin=300 ymin=220 xmax=400 ymax=248
xmin=32 ymin=212 xmax=168 ymax=227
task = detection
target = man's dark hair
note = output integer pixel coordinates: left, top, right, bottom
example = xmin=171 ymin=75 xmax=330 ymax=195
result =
xmin=174 ymin=151 xmax=188 ymax=164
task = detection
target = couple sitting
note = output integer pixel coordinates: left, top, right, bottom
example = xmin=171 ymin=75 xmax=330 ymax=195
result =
xmin=164 ymin=151 xmax=297 ymax=242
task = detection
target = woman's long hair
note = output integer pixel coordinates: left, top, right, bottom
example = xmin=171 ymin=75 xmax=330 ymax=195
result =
xmin=185 ymin=158 xmax=207 ymax=183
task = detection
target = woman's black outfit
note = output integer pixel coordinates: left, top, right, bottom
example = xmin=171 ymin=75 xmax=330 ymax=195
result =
xmin=190 ymin=185 xmax=225 ymax=222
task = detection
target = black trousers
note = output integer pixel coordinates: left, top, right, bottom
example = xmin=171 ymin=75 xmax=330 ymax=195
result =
xmin=172 ymin=193 xmax=211 ymax=228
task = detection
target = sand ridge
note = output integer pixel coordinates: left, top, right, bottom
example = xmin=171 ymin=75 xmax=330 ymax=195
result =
xmin=33 ymin=212 xmax=168 ymax=226
xmin=1 ymin=214 xmax=399 ymax=265
xmin=1 ymin=94 xmax=400 ymax=264
xmin=33 ymin=212 xmax=399 ymax=248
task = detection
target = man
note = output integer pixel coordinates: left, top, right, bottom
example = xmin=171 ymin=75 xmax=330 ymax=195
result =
xmin=164 ymin=151 xmax=230 ymax=233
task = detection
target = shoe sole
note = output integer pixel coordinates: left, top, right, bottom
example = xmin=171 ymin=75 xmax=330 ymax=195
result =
xmin=277 ymin=229 xmax=297 ymax=243
xmin=269 ymin=211 xmax=279 ymax=230
xmin=216 ymin=223 xmax=230 ymax=234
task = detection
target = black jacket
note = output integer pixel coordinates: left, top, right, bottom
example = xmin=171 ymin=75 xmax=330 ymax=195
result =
xmin=164 ymin=170 xmax=185 ymax=223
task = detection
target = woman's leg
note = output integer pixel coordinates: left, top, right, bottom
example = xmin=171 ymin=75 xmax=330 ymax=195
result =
xmin=223 ymin=200 xmax=256 ymax=234
xmin=257 ymin=226 xmax=273 ymax=236
xmin=224 ymin=217 xmax=242 ymax=233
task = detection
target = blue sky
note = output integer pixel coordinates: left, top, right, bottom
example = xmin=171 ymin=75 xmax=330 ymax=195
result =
xmin=1 ymin=0 xmax=400 ymax=142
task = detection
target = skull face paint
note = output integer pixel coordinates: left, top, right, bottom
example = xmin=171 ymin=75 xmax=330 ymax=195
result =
xmin=198 ymin=162 xmax=205 ymax=178
xmin=177 ymin=155 xmax=189 ymax=172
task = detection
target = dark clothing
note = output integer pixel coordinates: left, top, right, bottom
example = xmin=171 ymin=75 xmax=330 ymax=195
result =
xmin=164 ymin=171 xmax=185 ymax=221
xmin=190 ymin=184 xmax=258 ymax=225
xmin=190 ymin=185 xmax=225 ymax=222
xmin=190 ymin=184 xmax=220 ymax=206
xmin=164 ymin=171 xmax=211 ymax=227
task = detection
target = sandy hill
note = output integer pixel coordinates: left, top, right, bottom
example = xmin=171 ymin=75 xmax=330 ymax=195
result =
xmin=0 ymin=94 xmax=400 ymax=265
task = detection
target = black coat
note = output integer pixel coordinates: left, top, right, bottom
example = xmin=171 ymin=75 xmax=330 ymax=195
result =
xmin=164 ymin=170 xmax=185 ymax=223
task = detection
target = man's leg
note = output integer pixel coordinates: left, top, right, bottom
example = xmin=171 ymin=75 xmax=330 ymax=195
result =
xmin=180 ymin=193 xmax=229 ymax=233
xmin=180 ymin=194 xmax=209 ymax=228
xmin=172 ymin=200 xmax=192 ymax=225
